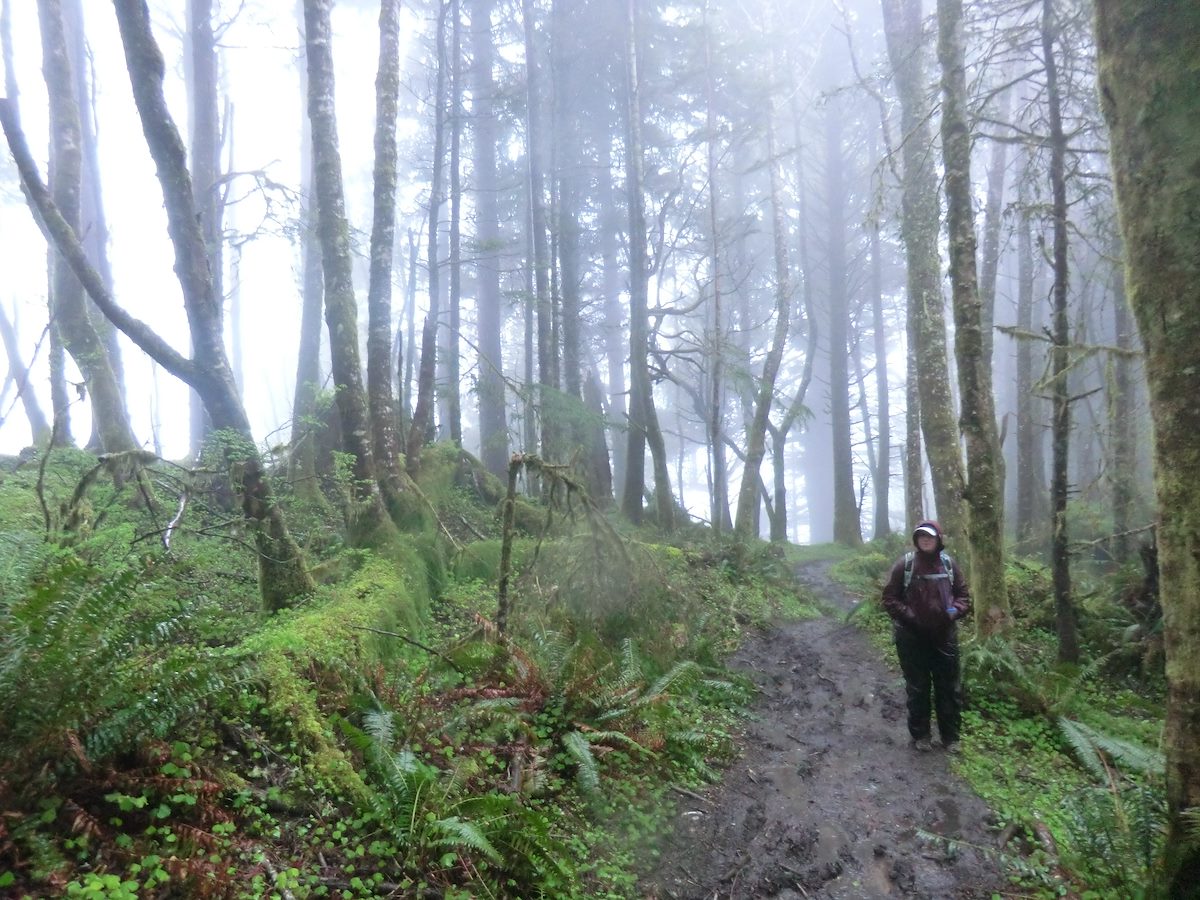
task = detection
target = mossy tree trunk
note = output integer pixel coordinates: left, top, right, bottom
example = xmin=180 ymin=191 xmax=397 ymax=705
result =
xmin=303 ymin=0 xmax=393 ymax=543
xmin=1043 ymin=0 xmax=1077 ymax=663
xmin=365 ymin=0 xmax=412 ymax=520
xmin=39 ymin=0 xmax=138 ymax=455
xmin=937 ymin=0 xmax=1008 ymax=635
xmin=880 ymin=0 xmax=966 ymax=543
xmin=290 ymin=0 xmax=329 ymax=511
xmin=1094 ymin=0 xmax=1200 ymax=889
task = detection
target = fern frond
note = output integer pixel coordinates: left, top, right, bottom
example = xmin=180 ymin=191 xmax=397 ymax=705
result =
xmin=1182 ymin=807 xmax=1200 ymax=844
xmin=582 ymin=729 xmax=654 ymax=756
xmin=638 ymin=660 xmax=701 ymax=705
xmin=431 ymin=816 xmax=504 ymax=864
xmin=617 ymin=638 xmax=640 ymax=688
xmin=364 ymin=708 xmax=395 ymax=746
xmin=562 ymin=730 xmax=600 ymax=794
xmin=1057 ymin=717 xmax=1165 ymax=778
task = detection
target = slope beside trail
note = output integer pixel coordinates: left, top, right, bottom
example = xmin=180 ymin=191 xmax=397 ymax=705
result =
xmin=648 ymin=559 xmax=1008 ymax=899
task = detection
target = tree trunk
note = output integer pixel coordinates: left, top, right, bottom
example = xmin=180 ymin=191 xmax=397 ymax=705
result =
xmin=703 ymin=8 xmax=730 ymax=535
xmin=523 ymin=0 xmax=556 ymax=462
xmin=302 ymin=0 xmax=392 ymax=542
xmin=880 ymin=0 xmax=966 ymax=542
xmin=620 ymin=0 xmax=672 ymax=529
xmin=552 ymin=0 xmax=582 ymax=406
xmin=734 ymin=103 xmax=791 ymax=539
xmin=0 ymin=303 xmax=51 ymax=444
xmin=38 ymin=0 xmax=138 ymax=454
xmin=1094 ymin=0 xmax=1200 ymax=888
xmin=1043 ymin=0 xmax=1077 ymax=663
xmin=870 ymin=221 xmax=891 ymax=539
xmin=184 ymin=0 xmax=223 ymax=458
xmin=1108 ymin=236 xmax=1135 ymax=563
xmin=408 ymin=0 xmax=449 ymax=476
xmin=443 ymin=0 xmax=463 ymax=446
xmin=366 ymin=0 xmax=410 ymax=518
xmin=63 ymin=0 xmax=125 ymax=408
xmin=825 ymin=101 xmax=863 ymax=547
xmin=938 ymin=0 xmax=1008 ymax=635
xmin=290 ymin=0 xmax=327 ymax=508
xmin=1014 ymin=170 xmax=1040 ymax=549
xmin=978 ymin=82 xmax=1010 ymax=373
xmin=468 ymin=0 xmax=508 ymax=478
xmin=598 ymin=134 xmax=627 ymax=498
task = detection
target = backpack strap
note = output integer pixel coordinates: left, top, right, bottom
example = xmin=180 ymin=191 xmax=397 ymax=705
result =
xmin=904 ymin=550 xmax=954 ymax=591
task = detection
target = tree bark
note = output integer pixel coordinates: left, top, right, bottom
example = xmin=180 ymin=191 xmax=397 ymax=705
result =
xmin=303 ymin=0 xmax=392 ymax=542
xmin=442 ymin=0 xmax=463 ymax=446
xmin=1043 ymin=0 xmax=1077 ymax=663
xmin=620 ymin=0 xmax=672 ymax=529
xmin=408 ymin=0 xmax=449 ymax=476
xmin=1108 ymin=233 xmax=1135 ymax=563
xmin=366 ymin=0 xmax=411 ymax=517
xmin=1014 ymin=169 xmax=1040 ymax=549
xmin=825 ymin=101 xmax=862 ymax=547
xmin=880 ymin=0 xmax=966 ymax=542
xmin=1094 ymin=1 xmax=1200 ymax=887
xmin=468 ymin=0 xmax=507 ymax=478
xmin=523 ymin=0 xmax=556 ymax=462
xmin=38 ymin=0 xmax=138 ymax=454
xmin=938 ymin=0 xmax=1008 ymax=635
xmin=184 ymin=0 xmax=223 ymax=458
xmin=734 ymin=102 xmax=791 ymax=539
xmin=289 ymin=0 xmax=328 ymax=509
xmin=0 ymin=304 xmax=51 ymax=444
xmin=703 ymin=7 xmax=731 ymax=534
xmin=870 ymin=221 xmax=891 ymax=539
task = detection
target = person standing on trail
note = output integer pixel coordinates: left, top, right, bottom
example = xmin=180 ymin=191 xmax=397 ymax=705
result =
xmin=881 ymin=521 xmax=971 ymax=753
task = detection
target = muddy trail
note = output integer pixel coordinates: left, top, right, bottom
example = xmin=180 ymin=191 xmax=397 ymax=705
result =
xmin=648 ymin=559 xmax=1008 ymax=899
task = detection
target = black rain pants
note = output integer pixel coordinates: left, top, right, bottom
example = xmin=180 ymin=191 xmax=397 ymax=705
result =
xmin=894 ymin=624 xmax=962 ymax=744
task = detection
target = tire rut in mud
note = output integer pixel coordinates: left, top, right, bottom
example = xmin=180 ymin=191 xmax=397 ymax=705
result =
xmin=647 ymin=560 xmax=1007 ymax=899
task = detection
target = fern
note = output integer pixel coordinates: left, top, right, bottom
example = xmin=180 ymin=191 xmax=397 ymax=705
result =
xmin=1183 ymin=807 xmax=1200 ymax=843
xmin=0 ymin=552 xmax=237 ymax=777
xmin=562 ymin=730 xmax=600 ymax=794
xmin=1057 ymin=717 xmax=1165 ymax=778
xmin=638 ymin=660 xmax=702 ymax=706
xmin=431 ymin=816 xmax=503 ymax=864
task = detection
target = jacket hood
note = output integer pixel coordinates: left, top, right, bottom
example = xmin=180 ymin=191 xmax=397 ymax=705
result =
xmin=912 ymin=520 xmax=945 ymax=552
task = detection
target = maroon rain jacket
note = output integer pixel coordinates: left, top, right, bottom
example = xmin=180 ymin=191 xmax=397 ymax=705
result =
xmin=881 ymin=521 xmax=971 ymax=637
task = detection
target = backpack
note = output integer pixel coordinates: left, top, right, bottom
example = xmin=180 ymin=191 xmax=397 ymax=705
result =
xmin=902 ymin=550 xmax=954 ymax=592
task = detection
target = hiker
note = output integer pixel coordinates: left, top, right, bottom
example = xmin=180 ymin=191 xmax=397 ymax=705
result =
xmin=881 ymin=520 xmax=971 ymax=753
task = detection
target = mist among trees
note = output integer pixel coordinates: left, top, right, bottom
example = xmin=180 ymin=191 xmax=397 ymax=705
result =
xmin=1 ymin=0 xmax=1197 ymax=895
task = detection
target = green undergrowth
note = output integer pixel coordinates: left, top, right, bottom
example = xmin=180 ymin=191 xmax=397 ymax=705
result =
xmin=0 ymin=446 xmax=817 ymax=898
xmin=833 ymin=536 xmax=1169 ymax=898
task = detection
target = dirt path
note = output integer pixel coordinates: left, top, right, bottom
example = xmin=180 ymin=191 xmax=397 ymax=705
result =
xmin=648 ymin=560 xmax=1007 ymax=899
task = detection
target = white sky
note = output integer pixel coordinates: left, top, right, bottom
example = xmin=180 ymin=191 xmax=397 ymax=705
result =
xmin=1 ymin=1 xmax=421 ymax=457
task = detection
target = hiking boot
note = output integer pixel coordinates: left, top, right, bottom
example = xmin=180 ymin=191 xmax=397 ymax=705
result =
xmin=943 ymin=741 xmax=961 ymax=754
xmin=912 ymin=737 xmax=932 ymax=752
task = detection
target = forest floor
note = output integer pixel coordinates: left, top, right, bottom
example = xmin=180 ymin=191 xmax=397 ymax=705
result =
xmin=647 ymin=559 xmax=1009 ymax=899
